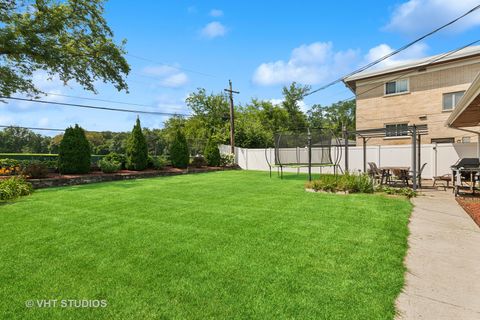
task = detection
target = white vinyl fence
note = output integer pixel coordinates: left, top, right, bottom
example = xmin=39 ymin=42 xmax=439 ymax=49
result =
xmin=220 ymin=143 xmax=479 ymax=179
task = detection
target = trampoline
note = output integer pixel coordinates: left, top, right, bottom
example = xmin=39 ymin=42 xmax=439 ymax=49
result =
xmin=265 ymin=128 xmax=341 ymax=180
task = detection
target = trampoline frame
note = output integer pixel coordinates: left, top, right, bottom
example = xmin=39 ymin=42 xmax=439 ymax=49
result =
xmin=265 ymin=128 xmax=342 ymax=181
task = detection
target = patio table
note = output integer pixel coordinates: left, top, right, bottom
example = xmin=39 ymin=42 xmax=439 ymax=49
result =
xmin=379 ymin=166 xmax=410 ymax=185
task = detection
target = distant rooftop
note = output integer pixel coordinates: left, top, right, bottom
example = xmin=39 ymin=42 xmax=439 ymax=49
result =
xmin=343 ymin=45 xmax=480 ymax=84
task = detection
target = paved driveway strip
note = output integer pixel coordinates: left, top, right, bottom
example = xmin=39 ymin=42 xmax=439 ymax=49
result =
xmin=396 ymin=191 xmax=480 ymax=319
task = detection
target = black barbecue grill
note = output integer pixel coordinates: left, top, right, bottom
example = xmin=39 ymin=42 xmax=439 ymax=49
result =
xmin=451 ymin=158 xmax=480 ymax=196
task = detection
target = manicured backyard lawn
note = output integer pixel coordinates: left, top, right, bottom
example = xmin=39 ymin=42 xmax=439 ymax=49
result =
xmin=0 ymin=171 xmax=411 ymax=319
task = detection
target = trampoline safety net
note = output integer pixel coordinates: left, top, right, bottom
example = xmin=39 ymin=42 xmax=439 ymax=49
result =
xmin=273 ymin=129 xmax=335 ymax=166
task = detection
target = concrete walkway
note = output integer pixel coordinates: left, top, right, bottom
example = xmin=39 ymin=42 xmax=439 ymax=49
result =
xmin=396 ymin=190 xmax=480 ymax=319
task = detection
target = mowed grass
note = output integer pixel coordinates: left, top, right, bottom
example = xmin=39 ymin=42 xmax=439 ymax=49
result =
xmin=0 ymin=171 xmax=411 ymax=319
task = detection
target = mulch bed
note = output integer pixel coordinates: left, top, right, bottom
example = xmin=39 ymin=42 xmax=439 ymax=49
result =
xmin=0 ymin=166 xmax=238 ymax=189
xmin=456 ymin=196 xmax=480 ymax=228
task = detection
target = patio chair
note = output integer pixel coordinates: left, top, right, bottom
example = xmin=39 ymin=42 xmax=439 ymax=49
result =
xmin=433 ymin=174 xmax=452 ymax=191
xmin=368 ymin=162 xmax=390 ymax=184
xmin=405 ymin=163 xmax=427 ymax=188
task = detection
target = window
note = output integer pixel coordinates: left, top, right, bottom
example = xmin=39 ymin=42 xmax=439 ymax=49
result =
xmin=443 ymin=91 xmax=465 ymax=111
xmin=431 ymin=138 xmax=455 ymax=144
xmin=385 ymin=79 xmax=409 ymax=95
xmin=462 ymin=136 xmax=471 ymax=143
xmin=385 ymin=123 xmax=408 ymax=137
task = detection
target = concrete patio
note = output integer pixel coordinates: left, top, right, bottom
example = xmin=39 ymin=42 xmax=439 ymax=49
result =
xmin=395 ymin=189 xmax=480 ymax=319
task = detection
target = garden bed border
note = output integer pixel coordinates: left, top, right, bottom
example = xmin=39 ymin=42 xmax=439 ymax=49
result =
xmin=27 ymin=166 xmax=238 ymax=189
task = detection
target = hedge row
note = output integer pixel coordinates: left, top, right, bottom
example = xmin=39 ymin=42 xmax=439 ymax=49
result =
xmin=0 ymin=153 xmax=104 ymax=164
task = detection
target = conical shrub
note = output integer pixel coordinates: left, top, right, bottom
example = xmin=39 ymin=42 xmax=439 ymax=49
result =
xmin=169 ymin=130 xmax=189 ymax=168
xmin=126 ymin=117 xmax=148 ymax=171
xmin=204 ymin=138 xmax=220 ymax=167
xmin=58 ymin=124 xmax=91 ymax=174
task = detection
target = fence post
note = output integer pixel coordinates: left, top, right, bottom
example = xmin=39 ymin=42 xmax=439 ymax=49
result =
xmin=411 ymin=125 xmax=417 ymax=191
xmin=343 ymin=126 xmax=349 ymax=172
xmin=308 ymin=128 xmax=312 ymax=181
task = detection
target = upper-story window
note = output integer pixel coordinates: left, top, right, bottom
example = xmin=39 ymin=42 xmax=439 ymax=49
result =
xmin=442 ymin=91 xmax=465 ymax=111
xmin=385 ymin=123 xmax=408 ymax=137
xmin=385 ymin=79 xmax=409 ymax=95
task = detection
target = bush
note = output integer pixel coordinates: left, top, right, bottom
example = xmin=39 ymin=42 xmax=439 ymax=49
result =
xmin=22 ymin=161 xmax=49 ymax=179
xmin=0 ymin=158 xmax=21 ymax=175
xmin=58 ymin=124 xmax=91 ymax=174
xmin=98 ymin=159 xmax=121 ymax=173
xmin=190 ymin=155 xmax=207 ymax=168
xmin=104 ymin=152 xmax=127 ymax=169
xmin=375 ymin=185 xmax=417 ymax=198
xmin=148 ymin=156 xmax=168 ymax=170
xmin=220 ymin=153 xmax=235 ymax=167
xmin=169 ymin=130 xmax=189 ymax=169
xmin=204 ymin=139 xmax=220 ymax=167
xmin=306 ymin=173 xmax=374 ymax=194
xmin=0 ymin=176 xmax=33 ymax=201
xmin=126 ymin=118 xmax=148 ymax=171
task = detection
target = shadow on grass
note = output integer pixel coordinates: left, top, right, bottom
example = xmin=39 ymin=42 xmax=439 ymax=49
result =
xmin=268 ymin=173 xmax=325 ymax=182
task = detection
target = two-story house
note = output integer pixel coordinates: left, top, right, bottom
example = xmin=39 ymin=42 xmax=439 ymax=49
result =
xmin=343 ymin=46 xmax=480 ymax=145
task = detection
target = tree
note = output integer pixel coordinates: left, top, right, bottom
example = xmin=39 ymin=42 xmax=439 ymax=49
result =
xmin=234 ymin=103 xmax=276 ymax=148
xmin=58 ymin=124 xmax=91 ymax=174
xmin=320 ymin=100 xmax=356 ymax=135
xmin=204 ymin=138 xmax=220 ymax=166
xmin=0 ymin=126 xmax=50 ymax=153
xmin=126 ymin=118 xmax=148 ymax=171
xmin=169 ymin=130 xmax=189 ymax=169
xmin=186 ymin=88 xmax=230 ymax=143
xmin=281 ymin=82 xmax=310 ymax=130
xmin=307 ymin=104 xmax=325 ymax=129
xmin=0 ymin=0 xmax=129 ymax=97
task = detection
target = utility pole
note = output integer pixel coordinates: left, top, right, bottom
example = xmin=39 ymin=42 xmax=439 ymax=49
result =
xmin=224 ymin=80 xmax=239 ymax=154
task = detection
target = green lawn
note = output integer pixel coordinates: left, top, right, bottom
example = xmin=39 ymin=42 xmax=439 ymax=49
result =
xmin=0 ymin=171 xmax=411 ymax=319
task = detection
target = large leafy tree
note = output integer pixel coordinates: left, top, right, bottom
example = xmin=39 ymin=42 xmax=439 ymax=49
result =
xmin=0 ymin=0 xmax=130 ymax=97
xmin=186 ymin=88 xmax=230 ymax=143
xmin=0 ymin=126 xmax=51 ymax=153
xmin=281 ymin=82 xmax=310 ymax=131
xmin=320 ymin=100 xmax=356 ymax=135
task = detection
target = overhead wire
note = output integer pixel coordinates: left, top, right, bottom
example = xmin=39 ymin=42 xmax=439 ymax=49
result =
xmin=303 ymin=4 xmax=480 ymax=98
xmin=0 ymin=96 xmax=190 ymax=117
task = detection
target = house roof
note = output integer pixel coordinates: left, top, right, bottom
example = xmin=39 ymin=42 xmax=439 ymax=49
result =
xmin=446 ymin=71 xmax=480 ymax=128
xmin=343 ymin=46 xmax=480 ymax=90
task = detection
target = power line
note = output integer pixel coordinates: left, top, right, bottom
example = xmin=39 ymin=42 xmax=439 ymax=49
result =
xmin=0 ymin=125 xmax=65 ymax=132
xmin=304 ymin=4 xmax=480 ymax=98
xmin=0 ymin=96 xmax=190 ymax=117
xmin=340 ymin=39 xmax=480 ymax=104
xmin=126 ymin=53 xmax=217 ymax=78
xmin=44 ymin=92 xmax=187 ymax=112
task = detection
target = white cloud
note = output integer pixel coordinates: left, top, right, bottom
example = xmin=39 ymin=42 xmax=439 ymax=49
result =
xmin=37 ymin=117 xmax=49 ymax=127
xmin=209 ymin=9 xmax=223 ymax=17
xmin=268 ymin=99 xmax=308 ymax=112
xmin=155 ymin=94 xmax=189 ymax=114
xmin=252 ymin=42 xmax=359 ymax=86
xmin=142 ymin=65 xmax=189 ymax=88
xmin=0 ymin=115 xmax=13 ymax=125
xmin=252 ymin=41 xmax=429 ymax=86
xmin=385 ymin=0 xmax=480 ymax=35
xmin=160 ymin=73 xmax=188 ymax=88
xmin=363 ymin=42 xmax=428 ymax=68
xmin=200 ymin=21 xmax=228 ymax=39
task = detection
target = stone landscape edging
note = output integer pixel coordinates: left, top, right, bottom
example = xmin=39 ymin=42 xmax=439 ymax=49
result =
xmin=28 ymin=167 xmax=238 ymax=189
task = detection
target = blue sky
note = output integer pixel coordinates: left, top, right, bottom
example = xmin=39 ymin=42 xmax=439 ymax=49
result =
xmin=3 ymin=0 xmax=480 ymax=135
